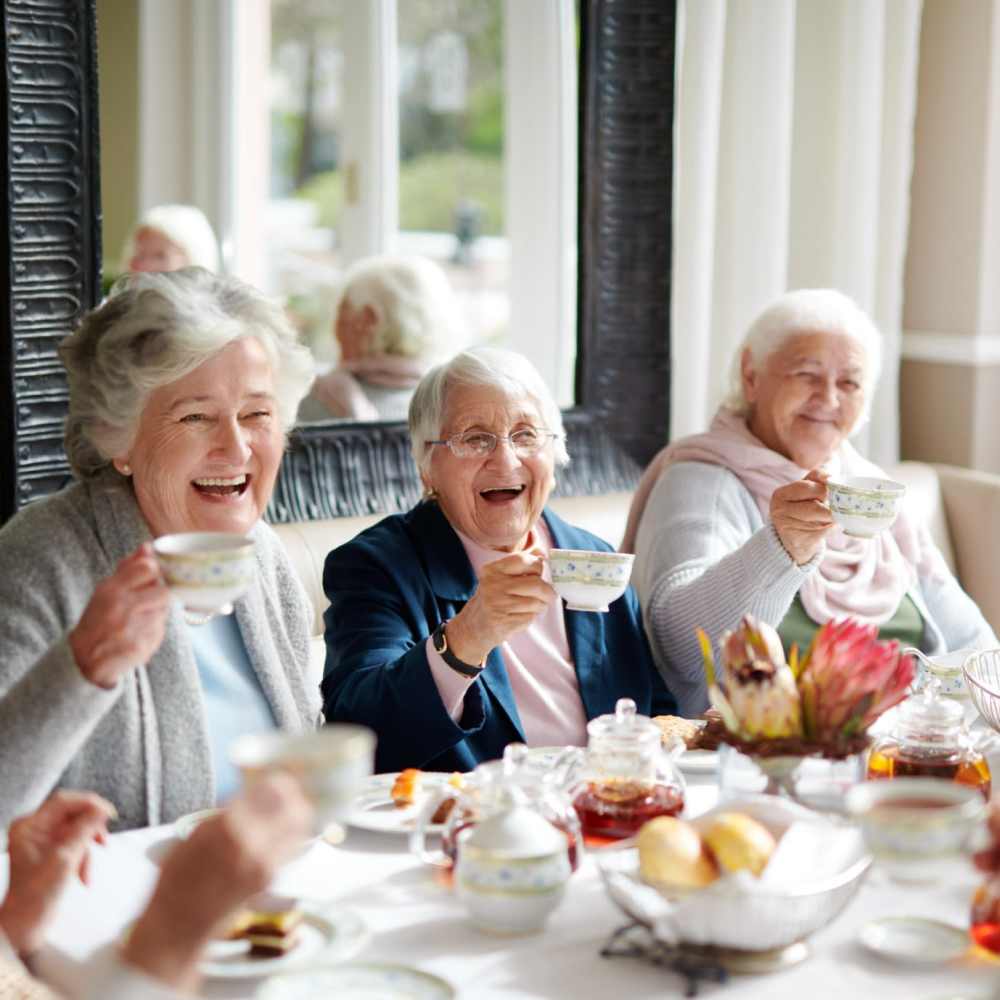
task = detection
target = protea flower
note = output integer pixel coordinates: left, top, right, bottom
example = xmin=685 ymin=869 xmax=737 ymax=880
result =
xmin=795 ymin=618 xmax=915 ymax=743
xmin=698 ymin=615 xmax=802 ymax=740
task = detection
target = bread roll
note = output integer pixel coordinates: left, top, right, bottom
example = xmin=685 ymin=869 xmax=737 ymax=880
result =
xmin=701 ymin=812 xmax=776 ymax=876
xmin=637 ymin=816 xmax=718 ymax=889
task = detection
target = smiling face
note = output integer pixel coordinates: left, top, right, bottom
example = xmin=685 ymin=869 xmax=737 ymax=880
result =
xmin=128 ymin=227 xmax=190 ymax=273
xmin=114 ymin=337 xmax=285 ymax=537
xmin=424 ymin=383 xmax=556 ymax=552
xmin=742 ymin=331 xmax=868 ymax=470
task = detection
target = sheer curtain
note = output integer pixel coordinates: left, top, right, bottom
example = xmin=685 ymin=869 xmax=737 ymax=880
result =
xmin=670 ymin=0 xmax=923 ymax=467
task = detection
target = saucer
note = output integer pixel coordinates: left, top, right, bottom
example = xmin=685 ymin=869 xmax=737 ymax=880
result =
xmin=858 ymin=916 xmax=968 ymax=963
xmin=257 ymin=961 xmax=455 ymax=999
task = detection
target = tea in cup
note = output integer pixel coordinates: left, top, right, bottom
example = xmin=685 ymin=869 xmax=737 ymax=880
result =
xmin=548 ymin=549 xmax=634 ymax=612
xmin=826 ymin=477 xmax=906 ymax=538
xmin=230 ymin=724 xmax=376 ymax=828
xmin=153 ymin=531 xmax=255 ymax=617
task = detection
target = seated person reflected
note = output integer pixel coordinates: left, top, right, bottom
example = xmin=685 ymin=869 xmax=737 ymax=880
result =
xmin=322 ymin=347 xmax=677 ymax=773
xmin=299 ymin=254 xmax=460 ymax=423
xmin=121 ymin=203 xmax=220 ymax=275
xmin=623 ymin=288 xmax=998 ymax=716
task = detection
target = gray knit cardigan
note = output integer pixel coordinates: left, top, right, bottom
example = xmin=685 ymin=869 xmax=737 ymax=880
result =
xmin=0 ymin=469 xmax=322 ymax=830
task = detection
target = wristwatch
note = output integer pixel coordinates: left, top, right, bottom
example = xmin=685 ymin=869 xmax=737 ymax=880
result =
xmin=431 ymin=620 xmax=485 ymax=678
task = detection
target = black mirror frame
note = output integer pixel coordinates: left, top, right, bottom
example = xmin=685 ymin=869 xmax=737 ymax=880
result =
xmin=0 ymin=0 xmax=674 ymax=525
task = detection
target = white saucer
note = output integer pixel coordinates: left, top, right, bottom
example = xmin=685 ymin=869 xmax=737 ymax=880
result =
xmin=675 ymin=749 xmax=718 ymax=775
xmin=858 ymin=916 xmax=968 ymax=963
xmin=257 ymin=961 xmax=455 ymax=999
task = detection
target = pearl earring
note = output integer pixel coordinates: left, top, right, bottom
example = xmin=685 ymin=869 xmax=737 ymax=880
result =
xmin=120 ymin=463 xmax=132 ymax=476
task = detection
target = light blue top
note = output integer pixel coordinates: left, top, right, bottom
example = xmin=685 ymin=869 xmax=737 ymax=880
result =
xmin=188 ymin=614 xmax=277 ymax=803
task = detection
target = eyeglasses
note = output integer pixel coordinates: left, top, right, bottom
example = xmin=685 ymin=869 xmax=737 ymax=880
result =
xmin=426 ymin=427 xmax=561 ymax=459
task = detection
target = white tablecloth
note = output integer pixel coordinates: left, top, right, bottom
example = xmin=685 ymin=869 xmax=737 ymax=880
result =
xmin=13 ymin=780 xmax=1000 ymax=1000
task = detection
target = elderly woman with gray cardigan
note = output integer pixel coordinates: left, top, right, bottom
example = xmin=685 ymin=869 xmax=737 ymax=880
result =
xmin=624 ymin=289 xmax=997 ymax=717
xmin=0 ymin=268 xmax=321 ymax=829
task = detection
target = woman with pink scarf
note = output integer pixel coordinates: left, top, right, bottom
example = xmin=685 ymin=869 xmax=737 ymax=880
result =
xmin=623 ymin=289 xmax=997 ymax=716
xmin=301 ymin=255 xmax=459 ymax=423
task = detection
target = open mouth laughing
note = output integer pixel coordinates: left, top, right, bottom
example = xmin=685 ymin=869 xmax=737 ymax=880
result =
xmin=192 ymin=474 xmax=251 ymax=498
xmin=479 ymin=484 xmax=526 ymax=504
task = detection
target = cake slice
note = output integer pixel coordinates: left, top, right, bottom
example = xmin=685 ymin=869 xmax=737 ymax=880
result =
xmin=222 ymin=892 xmax=303 ymax=958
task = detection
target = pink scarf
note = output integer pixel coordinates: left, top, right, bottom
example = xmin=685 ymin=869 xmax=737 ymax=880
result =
xmin=310 ymin=354 xmax=427 ymax=421
xmin=622 ymin=409 xmax=942 ymax=626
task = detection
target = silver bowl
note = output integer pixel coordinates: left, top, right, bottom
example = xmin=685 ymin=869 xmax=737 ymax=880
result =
xmin=598 ymin=796 xmax=871 ymax=954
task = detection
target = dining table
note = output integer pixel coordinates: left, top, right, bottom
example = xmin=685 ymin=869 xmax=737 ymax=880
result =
xmin=8 ymin=761 xmax=1000 ymax=1000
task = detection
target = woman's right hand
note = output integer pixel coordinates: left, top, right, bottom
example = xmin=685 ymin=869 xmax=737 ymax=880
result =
xmin=446 ymin=549 xmax=555 ymax=666
xmin=68 ymin=542 xmax=172 ymax=688
xmin=770 ymin=470 xmax=836 ymax=566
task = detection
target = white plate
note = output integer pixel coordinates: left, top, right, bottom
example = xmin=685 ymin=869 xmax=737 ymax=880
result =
xmin=257 ymin=962 xmax=456 ymax=999
xmin=173 ymin=809 xmax=345 ymax=848
xmin=675 ymin=749 xmax=718 ymax=775
xmin=201 ymin=902 xmax=368 ymax=979
xmin=858 ymin=916 xmax=968 ymax=964
xmin=345 ymin=772 xmax=457 ymax=835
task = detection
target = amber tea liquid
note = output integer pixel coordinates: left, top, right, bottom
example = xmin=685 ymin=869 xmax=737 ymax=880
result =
xmin=866 ymin=745 xmax=991 ymax=800
xmin=572 ymin=780 xmax=684 ymax=840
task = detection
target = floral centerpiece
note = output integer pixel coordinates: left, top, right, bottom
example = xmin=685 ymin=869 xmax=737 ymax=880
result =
xmin=698 ymin=615 xmax=916 ymax=763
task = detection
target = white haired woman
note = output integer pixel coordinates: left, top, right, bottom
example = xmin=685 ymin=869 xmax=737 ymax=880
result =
xmin=0 ymin=268 xmax=320 ymax=829
xmin=123 ymin=204 xmax=221 ymax=274
xmin=300 ymin=254 xmax=460 ymax=422
xmin=623 ymin=288 xmax=997 ymax=716
xmin=322 ymin=347 xmax=676 ymax=772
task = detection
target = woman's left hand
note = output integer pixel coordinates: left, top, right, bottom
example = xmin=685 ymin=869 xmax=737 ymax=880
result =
xmin=0 ymin=791 xmax=115 ymax=957
xmin=770 ymin=470 xmax=836 ymax=565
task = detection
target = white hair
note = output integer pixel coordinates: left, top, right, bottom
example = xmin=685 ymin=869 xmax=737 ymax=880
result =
xmin=408 ymin=346 xmax=570 ymax=474
xmin=120 ymin=203 xmax=221 ymax=273
xmin=60 ymin=267 xmax=314 ymax=478
xmin=723 ymin=288 xmax=883 ymax=420
xmin=338 ymin=255 xmax=460 ymax=360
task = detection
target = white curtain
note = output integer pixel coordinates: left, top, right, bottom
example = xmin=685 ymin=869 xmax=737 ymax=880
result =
xmin=670 ymin=0 xmax=923 ymax=467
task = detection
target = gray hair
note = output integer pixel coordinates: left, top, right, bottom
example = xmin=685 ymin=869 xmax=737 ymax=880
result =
xmin=60 ymin=267 xmax=314 ymax=479
xmin=723 ymin=288 xmax=883 ymax=422
xmin=120 ymin=203 xmax=221 ymax=273
xmin=408 ymin=346 xmax=570 ymax=474
xmin=339 ymin=254 xmax=460 ymax=360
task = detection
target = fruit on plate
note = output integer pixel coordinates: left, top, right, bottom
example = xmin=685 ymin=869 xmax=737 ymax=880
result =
xmin=701 ymin=812 xmax=776 ymax=877
xmin=637 ymin=816 xmax=719 ymax=889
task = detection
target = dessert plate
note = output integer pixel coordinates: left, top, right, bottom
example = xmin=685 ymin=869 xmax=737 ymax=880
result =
xmin=345 ymin=772 xmax=456 ymax=835
xmin=201 ymin=902 xmax=368 ymax=979
xmin=257 ymin=962 xmax=456 ymax=999
xmin=858 ymin=916 xmax=968 ymax=964
xmin=675 ymin=749 xmax=718 ymax=775
xmin=173 ymin=809 xmax=345 ymax=848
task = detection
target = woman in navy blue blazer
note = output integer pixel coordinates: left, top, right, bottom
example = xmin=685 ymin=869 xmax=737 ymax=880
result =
xmin=321 ymin=347 xmax=677 ymax=773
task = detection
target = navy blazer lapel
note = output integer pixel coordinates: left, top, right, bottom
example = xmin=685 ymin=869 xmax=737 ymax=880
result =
xmin=543 ymin=509 xmax=608 ymax=719
xmin=411 ymin=501 xmax=525 ymax=740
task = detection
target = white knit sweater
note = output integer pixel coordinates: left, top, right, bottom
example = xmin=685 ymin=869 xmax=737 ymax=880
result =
xmin=632 ymin=461 xmax=998 ymax=717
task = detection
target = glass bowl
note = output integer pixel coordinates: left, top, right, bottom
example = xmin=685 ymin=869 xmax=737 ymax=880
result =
xmin=964 ymin=649 xmax=1000 ymax=731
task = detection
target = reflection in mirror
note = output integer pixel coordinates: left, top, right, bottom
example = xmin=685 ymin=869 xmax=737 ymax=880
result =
xmin=98 ymin=0 xmax=579 ymax=424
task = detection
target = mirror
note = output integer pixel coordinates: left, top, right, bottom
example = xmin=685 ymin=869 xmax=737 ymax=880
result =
xmin=0 ymin=0 xmax=674 ymax=523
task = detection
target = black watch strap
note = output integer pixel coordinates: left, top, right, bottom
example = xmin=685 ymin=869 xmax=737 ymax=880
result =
xmin=431 ymin=620 xmax=484 ymax=678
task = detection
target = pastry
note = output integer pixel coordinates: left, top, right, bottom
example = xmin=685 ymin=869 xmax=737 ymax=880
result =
xmin=429 ymin=772 xmax=466 ymax=824
xmin=391 ymin=768 xmax=423 ymax=807
xmin=223 ymin=892 xmax=303 ymax=958
xmin=652 ymin=715 xmax=703 ymax=749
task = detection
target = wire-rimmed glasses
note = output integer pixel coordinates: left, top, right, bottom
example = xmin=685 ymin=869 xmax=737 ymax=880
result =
xmin=426 ymin=427 xmax=561 ymax=459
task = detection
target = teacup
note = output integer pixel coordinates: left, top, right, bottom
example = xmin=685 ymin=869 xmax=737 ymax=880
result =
xmin=153 ymin=531 xmax=256 ymax=616
xmin=826 ymin=476 xmax=906 ymax=538
xmin=845 ymin=777 xmax=986 ymax=883
xmin=548 ymin=549 xmax=634 ymax=612
xmin=230 ymin=724 xmax=376 ymax=828
xmin=905 ymin=646 xmax=975 ymax=699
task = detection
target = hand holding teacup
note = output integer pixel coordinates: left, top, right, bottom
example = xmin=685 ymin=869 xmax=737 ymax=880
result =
xmin=446 ymin=549 xmax=555 ymax=664
xmin=69 ymin=542 xmax=172 ymax=688
xmin=770 ymin=470 xmax=836 ymax=566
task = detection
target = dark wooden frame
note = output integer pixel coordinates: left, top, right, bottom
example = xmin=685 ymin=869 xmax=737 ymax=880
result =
xmin=1 ymin=0 xmax=674 ymax=525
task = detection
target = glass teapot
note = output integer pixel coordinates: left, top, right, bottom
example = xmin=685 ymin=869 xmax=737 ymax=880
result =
xmin=567 ymin=697 xmax=686 ymax=840
xmin=409 ymin=743 xmax=583 ymax=870
xmin=867 ymin=679 xmax=992 ymax=800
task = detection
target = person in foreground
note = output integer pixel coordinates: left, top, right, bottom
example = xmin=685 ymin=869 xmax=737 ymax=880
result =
xmin=322 ymin=347 xmax=676 ymax=772
xmin=0 ymin=267 xmax=320 ymax=829
xmin=0 ymin=773 xmax=312 ymax=999
xmin=624 ymin=288 xmax=997 ymax=716
xmin=298 ymin=254 xmax=461 ymax=423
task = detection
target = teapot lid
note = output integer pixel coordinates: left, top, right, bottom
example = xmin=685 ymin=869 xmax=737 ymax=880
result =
xmin=462 ymin=805 xmax=565 ymax=857
xmin=896 ymin=678 xmax=964 ymax=735
xmin=587 ymin=698 xmax=660 ymax=744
